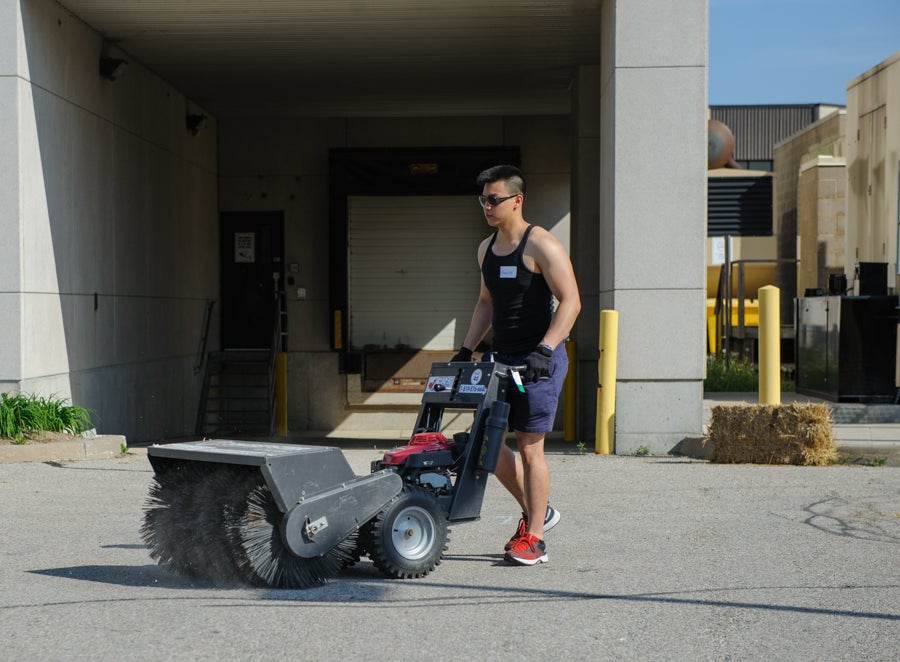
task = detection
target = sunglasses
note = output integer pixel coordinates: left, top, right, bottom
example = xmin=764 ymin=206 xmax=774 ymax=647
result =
xmin=477 ymin=194 xmax=517 ymax=208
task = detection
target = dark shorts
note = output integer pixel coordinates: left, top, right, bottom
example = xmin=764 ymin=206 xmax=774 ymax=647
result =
xmin=488 ymin=345 xmax=569 ymax=434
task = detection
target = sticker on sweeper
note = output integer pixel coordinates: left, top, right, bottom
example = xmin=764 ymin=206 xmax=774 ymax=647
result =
xmin=426 ymin=376 xmax=456 ymax=392
xmin=458 ymin=384 xmax=487 ymax=394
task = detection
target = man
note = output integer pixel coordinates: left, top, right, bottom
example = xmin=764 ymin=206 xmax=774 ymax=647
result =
xmin=452 ymin=165 xmax=581 ymax=565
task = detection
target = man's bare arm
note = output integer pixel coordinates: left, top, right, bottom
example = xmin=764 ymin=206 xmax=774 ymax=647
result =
xmin=530 ymin=229 xmax=581 ymax=349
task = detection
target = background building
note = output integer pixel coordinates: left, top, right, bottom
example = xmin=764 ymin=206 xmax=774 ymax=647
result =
xmin=1 ymin=0 xmax=710 ymax=452
xmin=780 ymin=112 xmax=847 ymax=296
xmin=708 ymin=104 xmax=843 ymax=321
xmin=845 ymin=51 xmax=900 ymax=294
xmin=707 ymin=52 xmax=900 ymax=402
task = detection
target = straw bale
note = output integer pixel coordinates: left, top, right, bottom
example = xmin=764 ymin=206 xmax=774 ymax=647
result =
xmin=708 ymin=403 xmax=836 ymax=465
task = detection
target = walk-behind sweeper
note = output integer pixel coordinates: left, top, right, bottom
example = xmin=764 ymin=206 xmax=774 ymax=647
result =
xmin=142 ymin=360 xmax=522 ymax=588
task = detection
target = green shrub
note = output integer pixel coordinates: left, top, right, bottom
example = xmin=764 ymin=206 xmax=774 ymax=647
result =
xmin=704 ymin=354 xmax=795 ymax=393
xmin=0 ymin=392 xmax=93 ymax=443
xmin=704 ymin=354 xmax=758 ymax=391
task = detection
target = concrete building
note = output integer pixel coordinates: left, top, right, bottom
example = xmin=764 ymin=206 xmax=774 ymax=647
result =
xmin=845 ymin=51 xmax=900 ymax=294
xmin=711 ymin=51 xmax=900 ymax=400
xmin=775 ymin=50 xmax=900 ymax=300
xmin=1 ymin=0 xmax=709 ymax=453
xmin=778 ymin=111 xmax=847 ymax=295
xmin=707 ymin=104 xmax=843 ymax=322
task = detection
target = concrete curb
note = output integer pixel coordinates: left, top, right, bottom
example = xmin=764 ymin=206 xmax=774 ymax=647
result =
xmin=675 ymin=436 xmax=712 ymax=459
xmin=676 ymin=432 xmax=900 ymax=466
xmin=0 ymin=435 xmax=127 ymax=464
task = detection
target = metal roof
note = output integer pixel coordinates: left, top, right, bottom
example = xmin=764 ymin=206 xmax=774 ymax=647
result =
xmin=56 ymin=0 xmax=603 ymax=118
xmin=709 ymin=105 xmax=829 ymax=161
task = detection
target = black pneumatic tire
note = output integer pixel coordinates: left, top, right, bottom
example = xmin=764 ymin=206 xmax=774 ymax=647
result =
xmin=365 ymin=486 xmax=449 ymax=579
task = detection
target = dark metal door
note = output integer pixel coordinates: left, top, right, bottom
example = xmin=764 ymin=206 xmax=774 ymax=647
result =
xmin=220 ymin=211 xmax=284 ymax=349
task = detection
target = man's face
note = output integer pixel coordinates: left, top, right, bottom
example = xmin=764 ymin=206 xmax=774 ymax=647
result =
xmin=480 ymin=180 xmax=519 ymax=226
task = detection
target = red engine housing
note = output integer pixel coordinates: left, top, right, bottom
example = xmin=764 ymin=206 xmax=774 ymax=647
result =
xmin=381 ymin=432 xmax=457 ymax=466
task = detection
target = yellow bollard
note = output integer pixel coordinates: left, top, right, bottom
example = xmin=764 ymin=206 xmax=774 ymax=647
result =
xmin=563 ymin=340 xmax=577 ymax=442
xmin=333 ymin=310 xmax=343 ymax=350
xmin=595 ymin=310 xmax=618 ymax=454
xmin=276 ymin=352 xmax=288 ymax=436
xmin=758 ymin=285 xmax=781 ymax=405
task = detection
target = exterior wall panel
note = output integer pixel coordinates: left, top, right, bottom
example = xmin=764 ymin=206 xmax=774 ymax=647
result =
xmin=847 ymin=51 xmax=900 ymax=292
xmin=5 ymin=0 xmax=219 ymax=442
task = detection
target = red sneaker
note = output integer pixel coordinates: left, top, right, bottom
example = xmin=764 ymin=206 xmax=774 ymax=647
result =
xmin=504 ymin=514 xmax=528 ymax=551
xmin=504 ymin=533 xmax=548 ymax=566
xmin=504 ymin=505 xmax=560 ymax=551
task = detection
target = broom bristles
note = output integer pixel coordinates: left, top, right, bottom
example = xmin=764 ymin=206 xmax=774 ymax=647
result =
xmin=142 ymin=463 xmax=258 ymax=585
xmin=142 ymin=463 xmax=354 ymax=588
xmin=233 ymin=483 xmax=353 ymax=588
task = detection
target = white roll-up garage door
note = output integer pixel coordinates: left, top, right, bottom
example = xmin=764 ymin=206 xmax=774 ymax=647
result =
xmin=349 ymin=195 xmax=488 ymax=350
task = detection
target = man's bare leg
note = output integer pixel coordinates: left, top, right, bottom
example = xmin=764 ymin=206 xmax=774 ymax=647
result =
xmin=494 ymin=442 xmax=526 ymax=511
xmin=515 ymin=431 xmax=549 ymax=538
xmin=493 ymin=432 xmax=549 ymax=538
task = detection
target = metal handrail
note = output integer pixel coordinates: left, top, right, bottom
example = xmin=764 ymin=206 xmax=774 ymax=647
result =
xmin=267 ymin=291 xmax=285 ymax=435
xmin=193 ymin=299 xmax=215 ymax=376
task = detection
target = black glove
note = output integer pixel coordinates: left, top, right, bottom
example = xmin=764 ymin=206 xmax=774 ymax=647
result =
xmin=450 ymin=346 xmax=474 ymax=363
xmin=523 ymin=344 xmax=553 ymax=382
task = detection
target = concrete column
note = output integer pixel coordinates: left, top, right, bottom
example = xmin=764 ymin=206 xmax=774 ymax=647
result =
xmin=571 ymin=65 xmax=601 ymax=440
xmin=0 ymin=0 xmax=23 ymax=385
xmin=599 ymin=0 xmax=708 ymax=454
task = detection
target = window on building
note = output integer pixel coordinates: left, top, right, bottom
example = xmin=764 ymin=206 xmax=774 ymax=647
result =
xmin=746 ymin=160 xmax=773 ymax=171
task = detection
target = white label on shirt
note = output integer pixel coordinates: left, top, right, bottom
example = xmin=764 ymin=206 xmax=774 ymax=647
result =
xmin=499 ymin=265 xmax=517 ymax=279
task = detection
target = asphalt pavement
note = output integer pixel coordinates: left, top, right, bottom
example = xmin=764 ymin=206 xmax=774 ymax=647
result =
xmin=1 ymin=444 xmax=897 ymax=661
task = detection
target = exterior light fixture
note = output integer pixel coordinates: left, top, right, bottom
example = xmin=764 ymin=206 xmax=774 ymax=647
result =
xmin=186 ymin=113 xmax=208 ymax=135
xmin=99 ymin=56 xmax=127 ymax=81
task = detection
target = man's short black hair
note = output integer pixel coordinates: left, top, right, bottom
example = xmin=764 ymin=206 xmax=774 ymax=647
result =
xmin=476 ymin=165 xmax=526 ymax=197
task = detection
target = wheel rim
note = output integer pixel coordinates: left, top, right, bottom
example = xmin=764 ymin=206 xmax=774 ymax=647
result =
xmin=390 ymin=505 xmax=436 ymax=561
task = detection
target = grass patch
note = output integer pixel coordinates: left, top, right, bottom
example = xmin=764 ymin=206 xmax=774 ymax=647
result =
xmin=0 ymin=392 xmax=93 ymax=444
xmin=834 ymin=453 xmax=854 ymax=465
xmin=832 ymin=453 xmax=888 ymax=467
xmin=704 ymin=353 xmax=795 ymax=392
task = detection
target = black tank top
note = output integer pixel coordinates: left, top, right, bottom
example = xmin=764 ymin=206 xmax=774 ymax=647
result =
xmin=482 ymin=225 xmax=553 ymax=355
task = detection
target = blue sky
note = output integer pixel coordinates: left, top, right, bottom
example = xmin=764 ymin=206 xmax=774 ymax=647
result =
xmin=709 ymin=0 xmax=900 ymax=105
